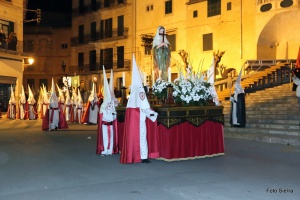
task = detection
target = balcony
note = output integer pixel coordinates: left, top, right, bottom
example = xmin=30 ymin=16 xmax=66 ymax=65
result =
xmin=70 ymin=59 xmax=131 ymax=75
xmin=71 ymin=27 xmax=129 ymax=46
xmin=72 ymin=0 xmax=127 ymax=17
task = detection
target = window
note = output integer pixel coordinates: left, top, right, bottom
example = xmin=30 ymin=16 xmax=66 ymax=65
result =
xmin=100 ymin=48 xmax=113 ymax=69
xmin=39 ymin=79 xmax=48 ymax=89
xmin=89 ymin=50 xmax=97 ymax=71
xmin=27 ymin=79 xmax=35 ymax=89
xmin=165 ymin=0 xmax=172 ymax=14
xmin=193 ymin=10 xmax=198 ymax=18
xmin=79 ymin=0 xmax=84 ymax=14
xmin=104 ymin=0 xmax=110 ymax=8
xmin=117 ymin=46 xmax=124 ymax=68
xmin=207 ymin=0 xmax=221 ymax=17
xmin=91 ymin=0 xmax=97 ymax=11
xmin=146 ymin=4 xmax=154 ymax=12
xmin=24 ymin=40 xmax=34 ymax=52
xmin=100 ymin=18 xmax=112 ymax=39
xmin=91 ymin=22 xmax=97 ymax=41
xmin=117 ymin=15 xmax=124 ymax=36
xmin=78 ymin=25 xmax=84 ymax=43
xmin=78 ymin=52 xmax=84 ymax=72
xmin=61 ymin=43 xmax=68 ymax=49
xmin=168 ymin=34 xmax=176 ymax=51
xmin=203 ymin=33 xmax=213 ymax=51
xmin=227 ymin=2 xmax=232 ymax=11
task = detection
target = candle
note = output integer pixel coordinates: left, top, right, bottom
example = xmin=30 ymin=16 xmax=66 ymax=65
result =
xmin=168 ymin=67 xmax=171 ymax=83
xmin=152 ymin=70 xmax=155 ymax=85
xmin=122 ymin=72 xmax=125 ymax=86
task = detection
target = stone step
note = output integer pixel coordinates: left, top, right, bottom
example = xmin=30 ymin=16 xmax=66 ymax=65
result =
xmin=224 ymin=129 xmax=300 ymax=146
xmin=223 ymin=110 xmax=300 ymax=115
xmin=223 ymin=107 xmax=299 ymax=112
xmin=224 ymin=122 xmax=300 ymax=132
xmin=224 ymin=114 xmax=300 ymax=120
xmin=224 ymin=118 xmax=300 ymax=125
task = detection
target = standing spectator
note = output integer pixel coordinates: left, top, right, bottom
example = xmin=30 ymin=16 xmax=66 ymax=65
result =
xmin=0 ymin=29 xmax=6 ymax=49
xmin=7 ymin=32 xmax=17 ymax=51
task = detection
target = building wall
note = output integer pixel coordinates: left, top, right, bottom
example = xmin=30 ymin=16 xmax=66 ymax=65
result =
xmin=23 ymin=27 xmax=72 ymax=93
xmin=0 ymin=0 xmax=25 ymax=111
xmin=71 ymin=0 xmax=134 ymax=93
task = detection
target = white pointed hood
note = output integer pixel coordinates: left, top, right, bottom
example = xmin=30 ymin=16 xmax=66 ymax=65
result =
xmin=9 ymin=85 xmax=16 ymax=104
xmin=20 ymin=85 xmax=26 ymax=104
xmin=28 ymin=84 xmax=36 ymax=104
xmin=88 ymin=82 xmax=98 ymax=102
xmin=72 ymin=87 xmax=78 ymax=104
xmin=65 ymin=86 xmax=71 ymax=105
xmin=56 ymin=84 xmax=65 ymax=103
xmin=49 ymin=78 xmax=58 ymax=104
xmin=38 ymin=86 xmax=44 ymax=103
xmin=100 ymin=66 xmax=116 ymax=118
xmin=77 ymin=88 xmax=83 ymax=105
xmin=43 ymin=84 xmax=49 ymax=104
xmin=127 ymin=54 xmax=150 ymax=109
xmin=110 ymin=69 xmax=119 ymax=106
xmin=235 ymin=67 xmax=244 ymax=95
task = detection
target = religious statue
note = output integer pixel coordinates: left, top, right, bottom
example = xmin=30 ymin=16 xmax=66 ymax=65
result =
xmin=152 ymin=26 xmax=171 ymax=81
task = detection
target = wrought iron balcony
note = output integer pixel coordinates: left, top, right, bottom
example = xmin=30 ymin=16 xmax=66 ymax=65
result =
xmin=70 ymin=59 xmax=131 ymax=75
xmin=71 ymin=27 xmax=129 ymax=46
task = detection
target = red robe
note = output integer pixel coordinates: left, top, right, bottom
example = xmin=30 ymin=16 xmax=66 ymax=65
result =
xmin=96 ymin=113 xmax=119 ymax=154
xmin=42 ymin=106 xmax=68 ymax=131
xmin=120 ymin=108 xmax=160 ymax=164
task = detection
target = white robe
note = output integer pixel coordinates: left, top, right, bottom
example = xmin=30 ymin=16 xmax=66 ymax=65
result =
xmin=88 ymin=101 xmax=99 ymax=124
xmin=140 ymin=109 xmax=158 ymax=159
xmin=49 ymin=102 xmax=59 ymax=130
xmin=101 ymin=111 xmax=116 ymax=155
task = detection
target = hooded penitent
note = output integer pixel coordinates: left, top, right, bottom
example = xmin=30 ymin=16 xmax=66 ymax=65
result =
xmin=89 ymin=82 xmax=98 ymax=103
xmin=100 ymin=66 xmax=116 ymax=119
xmin=7 ymin=85 xmax=16 ymax=119
xmin=96 ymin=66 xmax=118 ymax=155
xmin=120 ymin=54 xmax=159 ymax=164
xmin=110 ymin=69 xmax=119 ymax=106
xmin=27 ymin=84 xmax=38 ymax=120
xmin=56 ymin=84 xmax=65 ymax=103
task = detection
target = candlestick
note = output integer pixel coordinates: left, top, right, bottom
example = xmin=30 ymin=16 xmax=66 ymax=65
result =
xmin=168 ymin=67 xmax=171 ymax=83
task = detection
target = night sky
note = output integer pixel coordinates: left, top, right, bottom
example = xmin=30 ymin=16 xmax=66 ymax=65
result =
xmin=27 ymin=0 xmax=72 ymax=13
xmin=26 ymin=0 xmax=72 ymax=27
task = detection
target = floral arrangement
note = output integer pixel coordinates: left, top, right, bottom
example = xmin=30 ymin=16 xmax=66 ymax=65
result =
xmin=152 ymin=78 xmax=169 ymax=100
xmin=152 ymin=65 xmax=216 ymax=106
xmin=172 ymin=75 xmax=213 ymax=106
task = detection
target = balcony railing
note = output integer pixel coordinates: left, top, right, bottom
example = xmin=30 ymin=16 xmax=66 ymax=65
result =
xmin=72 ymin=0 xmax=127 ymax=17
xmin=71 ymin=59 xmax=131 ymax=74
xmin=71 ymin=27 xmax=129 ymax=46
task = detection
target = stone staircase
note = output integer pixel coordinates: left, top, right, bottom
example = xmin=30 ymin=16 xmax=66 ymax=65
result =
xmin=222 ymin=83 xmax=300 ymax=146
